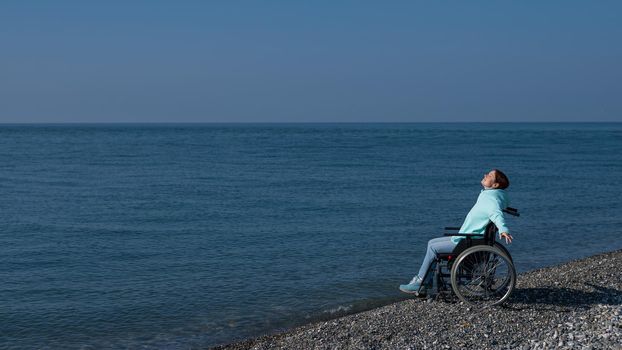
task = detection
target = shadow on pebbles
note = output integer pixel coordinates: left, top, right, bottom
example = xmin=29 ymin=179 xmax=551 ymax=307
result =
xmin=214 ymin=250 xmax=622 ymax=350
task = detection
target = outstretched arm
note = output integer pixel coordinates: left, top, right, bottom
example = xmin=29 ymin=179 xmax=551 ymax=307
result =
xmin=488 ymin=200 xmax=513 ymax=244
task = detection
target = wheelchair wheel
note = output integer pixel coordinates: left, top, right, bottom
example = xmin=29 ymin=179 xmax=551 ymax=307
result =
xmin=450 ymin=245 xmax=516 ymax=307
xmin=493 ymin=242 xmax=513 ymax=263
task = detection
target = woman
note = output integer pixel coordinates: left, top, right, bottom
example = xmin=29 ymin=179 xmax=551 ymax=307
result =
xmin=399 ymin=169 xmax=514 ymax=294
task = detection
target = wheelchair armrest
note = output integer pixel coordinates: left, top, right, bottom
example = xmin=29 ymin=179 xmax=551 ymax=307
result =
xmin=443 ymin=233 xmax=484 ymax=237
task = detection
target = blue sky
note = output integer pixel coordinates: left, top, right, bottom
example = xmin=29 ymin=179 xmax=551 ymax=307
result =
xmin=1 ymin=1 xmax=621 ymax=122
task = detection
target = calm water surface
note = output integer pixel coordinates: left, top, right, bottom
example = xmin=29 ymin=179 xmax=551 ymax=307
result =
xmin=1 ymin=123 xmax=621 ymax=349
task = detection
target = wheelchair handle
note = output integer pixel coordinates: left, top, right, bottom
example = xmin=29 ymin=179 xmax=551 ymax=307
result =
xmin=503 ymin=207 xmax=520 ymax=217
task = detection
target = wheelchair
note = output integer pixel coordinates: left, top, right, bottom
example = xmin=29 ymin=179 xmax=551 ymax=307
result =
xmin=419 ymin=207 xmax=520 ymax=307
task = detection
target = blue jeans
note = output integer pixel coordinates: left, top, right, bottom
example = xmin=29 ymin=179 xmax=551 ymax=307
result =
xmin=416 ymin=236 xmax=457 ymax=279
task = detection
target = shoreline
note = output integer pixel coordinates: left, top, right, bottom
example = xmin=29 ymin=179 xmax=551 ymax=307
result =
xmin=213 ymin=249 xmax=622 ymax=349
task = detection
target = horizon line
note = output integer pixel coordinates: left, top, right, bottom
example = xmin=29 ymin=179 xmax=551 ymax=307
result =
xmin=0 ymin=121 xmax=621 ymax=125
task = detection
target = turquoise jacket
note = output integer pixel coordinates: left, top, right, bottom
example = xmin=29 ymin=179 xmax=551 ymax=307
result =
xmin=453 ymin=189 xmax=510 ymax=244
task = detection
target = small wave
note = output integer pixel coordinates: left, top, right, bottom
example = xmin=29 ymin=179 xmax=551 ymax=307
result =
xmin=323 ymin=304 xmax=354 ymax=315
xmin=308 ymin=296 xmax=406 ymax=323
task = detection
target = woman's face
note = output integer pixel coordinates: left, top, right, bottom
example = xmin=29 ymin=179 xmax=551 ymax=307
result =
xmin=481 ymin=170 xmax=498 ymax=189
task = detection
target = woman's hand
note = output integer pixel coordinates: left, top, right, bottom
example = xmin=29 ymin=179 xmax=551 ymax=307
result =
xmin=500 ymin=232 xmax=513 ymax=244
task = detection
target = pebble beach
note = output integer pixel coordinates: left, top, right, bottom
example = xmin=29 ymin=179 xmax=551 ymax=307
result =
xmin=214 ymin=250 xmax=622 ymax=349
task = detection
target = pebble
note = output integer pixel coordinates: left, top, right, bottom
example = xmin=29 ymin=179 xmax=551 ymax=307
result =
xmin=214 ymin=250 xmax=622 ymax=350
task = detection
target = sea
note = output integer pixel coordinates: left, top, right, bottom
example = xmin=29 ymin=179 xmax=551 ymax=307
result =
xmin=1 ymin=123 xmax=621 ymax=349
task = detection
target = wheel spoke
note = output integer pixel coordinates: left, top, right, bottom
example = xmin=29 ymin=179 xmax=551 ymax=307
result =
xmin=451 ymin=246 xmax=516 ymax=307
